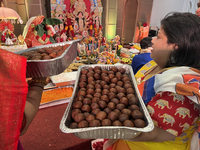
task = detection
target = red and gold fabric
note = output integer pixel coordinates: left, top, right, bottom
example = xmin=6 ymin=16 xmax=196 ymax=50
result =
xmin=0 ymin=49 xmax=28 ymax=150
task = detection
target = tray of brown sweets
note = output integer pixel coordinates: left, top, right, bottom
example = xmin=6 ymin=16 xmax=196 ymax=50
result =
xmin=60 ymin=64 xmax=154 ymax=139
xmin=15 ymin=40 xmax=80 ymax=78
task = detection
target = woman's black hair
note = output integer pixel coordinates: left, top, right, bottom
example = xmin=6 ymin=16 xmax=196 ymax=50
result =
xmin=140 ymin=37 xmax=152 ymax=49
xmin=161 ymin=12 xmax=200 ymax=69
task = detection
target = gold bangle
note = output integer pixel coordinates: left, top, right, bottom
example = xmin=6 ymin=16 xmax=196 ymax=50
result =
xmin=28 ymin=78 xmax=48 ymax=86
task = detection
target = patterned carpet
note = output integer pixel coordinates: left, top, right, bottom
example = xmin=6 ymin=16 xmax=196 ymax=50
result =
xmin=20 ymin=103 xmax=93 ymax=150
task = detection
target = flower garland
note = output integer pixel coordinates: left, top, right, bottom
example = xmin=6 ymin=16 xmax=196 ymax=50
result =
xmin=1 ymin=30 xmax=17 ymax=43
xmin=33 ymin=25 xmax=52 ymax=44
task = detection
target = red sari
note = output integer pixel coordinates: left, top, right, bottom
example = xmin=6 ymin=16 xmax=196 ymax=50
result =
xmin=0 ymin=49 xmax=28 ymax=150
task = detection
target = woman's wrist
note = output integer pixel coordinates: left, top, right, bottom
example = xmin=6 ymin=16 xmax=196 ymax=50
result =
xmin=28 ymin=77 xmax=48 ymax=89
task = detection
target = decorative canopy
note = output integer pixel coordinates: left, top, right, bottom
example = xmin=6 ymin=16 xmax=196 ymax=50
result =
xmin=0 ymin=4 xmax=23 ymax=24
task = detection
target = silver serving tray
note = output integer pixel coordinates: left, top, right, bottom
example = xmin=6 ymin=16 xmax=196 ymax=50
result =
xmin=60 ymin=64 xmax=154 ymax=139
xmin=15 ymin=40 xmax=80 ymax=77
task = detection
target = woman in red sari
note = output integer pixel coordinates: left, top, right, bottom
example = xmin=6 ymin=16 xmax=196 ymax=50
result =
xmin=0 ymin=49 xmax=47 ymax=150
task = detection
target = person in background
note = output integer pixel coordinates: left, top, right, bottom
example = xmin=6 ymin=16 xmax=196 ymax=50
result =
xmin=0 ymin=49 xmax=47 ymax=150
xmin=104 ymin=12 xmax=200 ymax=150
xmin=196 ymin=1 xmax=200 ymax=17
xmin=131 ymin=37 xmax=153 ymax=74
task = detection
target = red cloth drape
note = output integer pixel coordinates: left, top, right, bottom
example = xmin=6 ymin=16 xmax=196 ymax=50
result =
xmin=0 ymin=49 xmax=28 ymax=150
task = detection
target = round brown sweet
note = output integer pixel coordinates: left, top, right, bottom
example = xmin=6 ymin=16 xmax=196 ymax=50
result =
xmin=122 ymin=74 xmax=129 ymax=78
xmin=107 ymin=102 xmax=116 ymax=110
xmin=88 ymin=67 xmax=94 ymax=71
xmin=103 ymin=85 xmax=110 ymax=90
xmin=86 ymin=114 xmax=96 ymax=123
xmin=91 ymin=108 xmax=101 ymax=116
xmin=108 ymin=92 xmax=116 ymax=100
xmin=94 ymin=73 xmax=100 ymax=80
xmin=108 ymin=70 xmax=115 ymax=74
xmin=100 ymin=81 xmax=107 ymax=87
xmin=81 ymin=104 xmax=91 ymax=112
xmin=95 ymin=84 xmax=102 ymax=89
xmin=111 ymin=78 xmax=118 ymax=84
xmin=79 ymin=88 xmax=86 ymax=91
xmin=74 ymin=113 xmax=85 ymax=123
xmin=131 ymin=110 xmax=144 ymax=119
xmin=111 ymin=98 xmax=119 ymax=105
xmin=73 ymin=101 xmax=83 ymax=109
xmin=134 ymin=119 xmax=146 ymax=128
xmin=77 ymin=90 xmax=87 ymax=97
xmin=81 ymin=74 xmax=87 ymax=77
xmin=129 ymin=105 xmax=140 ymax=111
xmin=120 ymin=97 xmax=129 ymax=106
xmin=83 ymin=98 xmax=92 ymax=105
xmin=129 ymin=96 xmax=139 ymax=105
xmin=126 ymin=94 xmax=135 ymax=100
xmin=102 ymin=69 xmax=108 ymax=74
xmin=102 ymin=89 xmax=110 ymax=95
xmin=80 ymin=76 xmax=87 ymax=82
xmin=108 ymin=111 xmax=118 ymax=122
xmin=87 ymin=89 xmax=95 ymax=95
xmin=119 ymin=114 xmax=129 ymax=123
xmin=104 ymin=107 xmax=112 ymax=114
xmin=110 ymin=66 xmax=118 ymax=73
xmin=108 ymin=74 xmax=115 ymax=80
xmin=90 ymin=81 xmax=96 ymax=86
xmin=95 ymin=88 xmax=102 ymax=93
xmin=124 ymin=84 xmax=132 ymax=89
xmin=96 ymin=111 xmax=107 ymax=121
xmin=112 ymin=120 xmax=122 ymax=126
xmin=87 ymin=72 xmax=94 ymax=78
xmin=117 ymin=93 xmax=125 ymax=99
xmin=78 ymin=120 xmax=89 ymax=128
xmin=109 ymin=83 xmax=116 ymax=88
xmin=71 ymin=109 xmax=81 ymax=119
xmin=76 ymin=95 xmax=84 ymax=101
xmin=94 ymin=66 xmax=101 ymax=70
xmin=92 ymin=97 xmax=100 ymax=103
xmin=88 ymin=77 xmax=95 ymax=82
xmin=116 ymin=103 xmax=126 ymax=111
xmin=124 ymin=80 xmax=132 ymax=84
xmin=101 ymin=95 xmax=109 ymax=103
xmin=85 ymin=94 xmax=93 ymax=99
xmin=94 ymin=69 xmax=102 ymax=74
xmin=123 ymin=120 xmax=134 ymax=127
xmin=101 ymin=118 xmax=112 ymax=126
xmin=119 ymin=68 xmax=126 ymax=74
xmin=126 ymin=88 xmax=135 ymax=94
xmin=121 ymin=109 xmax=132 ymax=117
xmin=115 ymin=74 xmax=122 ymax=81
xmin=116 ymin=72 xmax=122 ymax=75
xmin=110 ymin=88 xmax=117 ymax=93
xmin=117 ymin=87 xmax=126 ymax=93
xmin=89 ymin=119 xmax=101 ymax=127
xmin=122 ymin=77 xmax=130 ymax=83
xmin=94 ymin=92 xmax=101 ymax=98
xmin=81 ymin=69 xmax=88 ymax=75
xmin=96 ymin=80 xmax=102 ymax=84
xmin=98 ymin=100 xmax=107 ymax=109
xmin=90 ymin=102 xmax=100 ymax=110
xmin=103 ymin=76 xmax=111 ymax=83
xmin=117 ymin=81 xmax=123 ymax=87
xmin=101 ymin=73 xmax=108 ymax=78
xmin=70 ymin=122 xmax=78 ymax=129
xmin=79 ymin=82 xmax=87 ymax=88
xmin=83 ymin=112 xmax=89 ymax=117
xmin=113 ymin=109 xmax=121 ymax=116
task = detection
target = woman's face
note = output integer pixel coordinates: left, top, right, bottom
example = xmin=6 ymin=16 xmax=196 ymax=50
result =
xmin=151 ymin=26 xmax=175 ymax=68
xmin=196 ymin=7 xmax=200 ymax=17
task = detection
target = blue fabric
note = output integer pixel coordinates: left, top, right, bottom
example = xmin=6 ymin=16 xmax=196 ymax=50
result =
xmin=142 ymin=76 xmax=155 ymax=104
xmin=131 ymin=53 xmax=153 ymax=74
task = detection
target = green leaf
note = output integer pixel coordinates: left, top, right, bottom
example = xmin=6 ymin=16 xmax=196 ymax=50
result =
xmin=42 ymin=18 xmax=63 ymax=25
xmin=49 ymin=36 xmax=56 ymax=43
xmin=34 ymin=24 xmax=45 ymax=37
